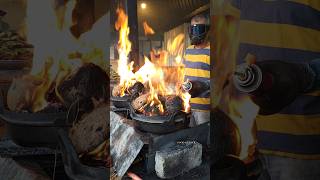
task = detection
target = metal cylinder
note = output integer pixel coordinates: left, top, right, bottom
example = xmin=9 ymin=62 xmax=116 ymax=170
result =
xmin=182 ymin=81 xmax=192 ymax=92
xmin=233 ymin=64 xmax=263 ymax=93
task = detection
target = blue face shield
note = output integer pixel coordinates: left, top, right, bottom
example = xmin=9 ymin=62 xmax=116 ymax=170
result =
xmin=188 ymin=24 xmax=210 ymax=45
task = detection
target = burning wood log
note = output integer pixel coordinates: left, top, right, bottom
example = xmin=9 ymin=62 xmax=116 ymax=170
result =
xmin=7 ymin=75 xmax=43 ymax=111
xmin=112 ymin=81 xmax=145 ymax=98
xmin=142 ymin=103 xmax=163 ymax=116
xmin=57 ymin=63 xmax=110 ymax=121
xmin=132 ymin=93 xmax=150 ymax=110
xmin=58 ymin=63 xmax=109 ymax=115
xmin=128 ymin=82 xmax=145 ymax=96
xmin=69 ymin=104 xmax=108 ymax=154
xmin=132 ymin=93 xmax=184 ymax=116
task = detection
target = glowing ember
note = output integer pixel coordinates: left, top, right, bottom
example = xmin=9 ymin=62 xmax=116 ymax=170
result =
xmin=143 ymin=21 xmax=155 ymax=35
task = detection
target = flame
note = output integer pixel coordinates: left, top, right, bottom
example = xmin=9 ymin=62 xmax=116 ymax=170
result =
xmin=87 ymin=139 xmax=109 ymax=160
xmin=167 ymin=33 xmax=185 ymax=66
xmin=135 ymin=57 xmax=166 ymax=115
xmin=212 ymin=2 xmax=259 ymax=160
xmin=143 ymin=21 xmax=155 ymax=35
xmin=180 ymin=91 xmax=191 ymax=113
xmin=114 ymin=9 xmax=190 ymax=114
xmin=25 ymin=0 xmax=108 ymax=112
xmin=115 ymin=8 xmax=135 ymax=97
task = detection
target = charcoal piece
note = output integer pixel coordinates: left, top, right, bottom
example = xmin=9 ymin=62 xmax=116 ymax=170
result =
xmin=164 ymin=95 xmax=183 ymax=114
xmin=69 ymin=105 xmax=108 ymax=154
xmin=130 ymin=92 xmax=140 ymax=101
xmin=128 ymin=82 xmax=144 ymax=95
xmin=132 ymin=93 xmax=149 ymax=110
xmin=143 ymin=104 xmax=163 ymax=116
xmin=58 ymin=63 xmax=109 ymax=113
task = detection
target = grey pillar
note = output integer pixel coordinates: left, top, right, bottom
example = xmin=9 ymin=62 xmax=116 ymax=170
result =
xmin=125 ymin=0 xmax=140 ymax=71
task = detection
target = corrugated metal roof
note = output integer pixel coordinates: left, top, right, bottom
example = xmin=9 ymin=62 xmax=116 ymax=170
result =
xmin=137 ymin=0 xmax=209 ymax=38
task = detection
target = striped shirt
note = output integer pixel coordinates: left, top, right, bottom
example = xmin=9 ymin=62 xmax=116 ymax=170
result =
xmin=229 ymin=0 xmax=320 ymax=159
xmin=184 ymin=44 xmax=210 ymax=111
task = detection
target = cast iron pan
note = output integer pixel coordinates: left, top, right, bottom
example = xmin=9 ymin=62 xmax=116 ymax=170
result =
xmin=110 ymin=95 xmax=131 ymax=109
xmin=129 ymin=104 xmax=190 ymax=134
xmin=0 ymin=97 xmax=69 ymax=148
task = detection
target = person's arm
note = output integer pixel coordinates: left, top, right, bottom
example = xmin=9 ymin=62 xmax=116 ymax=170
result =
xmin=182 ymin=80 xmax=210 ymax=97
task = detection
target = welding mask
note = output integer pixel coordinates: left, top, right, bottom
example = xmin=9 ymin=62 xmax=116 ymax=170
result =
xmin=189 ymin=24 xmax=209 ymax=45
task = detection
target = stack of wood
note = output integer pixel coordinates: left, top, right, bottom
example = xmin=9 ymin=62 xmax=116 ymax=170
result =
xmin=57 ymin=63 xmax=109 ymax=117
xmin=112 ymin=80 xmax=184 ymax=116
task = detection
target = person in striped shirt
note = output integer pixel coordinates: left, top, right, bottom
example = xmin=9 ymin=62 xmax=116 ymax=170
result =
xmin=226 ymin=0 xmax=320 ymax=179
xmin=184 ymin=14 xmax=210 ymax=126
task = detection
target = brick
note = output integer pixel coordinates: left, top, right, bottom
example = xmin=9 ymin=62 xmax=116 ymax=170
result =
xmin=155 ymin=141 xmax=202 ymax=179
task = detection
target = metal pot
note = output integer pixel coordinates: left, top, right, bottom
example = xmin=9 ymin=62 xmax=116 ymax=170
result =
xmin=129 ymin=104 xmax=190 ymax=134
xmin=110 ymin=95 xmax=131 ymax=109
xmin=0 ymin=97 xmax=69 ymax=147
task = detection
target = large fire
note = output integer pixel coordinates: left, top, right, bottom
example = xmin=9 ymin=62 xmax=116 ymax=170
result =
xmin=212 ymin=1 xmax=259 ymax=160
xmin=114 ymin=8 xmax=190 ymax=114
xmin=25 ymin=0 xmax=108 ymax=112
xmin=20 ymin=0 xmax=110 ymax=164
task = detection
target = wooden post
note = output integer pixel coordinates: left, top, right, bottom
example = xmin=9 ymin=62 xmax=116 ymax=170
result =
xmin=110 ymin=0 xmax=140 ymax=70
xmin=125 ymin=0 xmax=140 ymax=71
